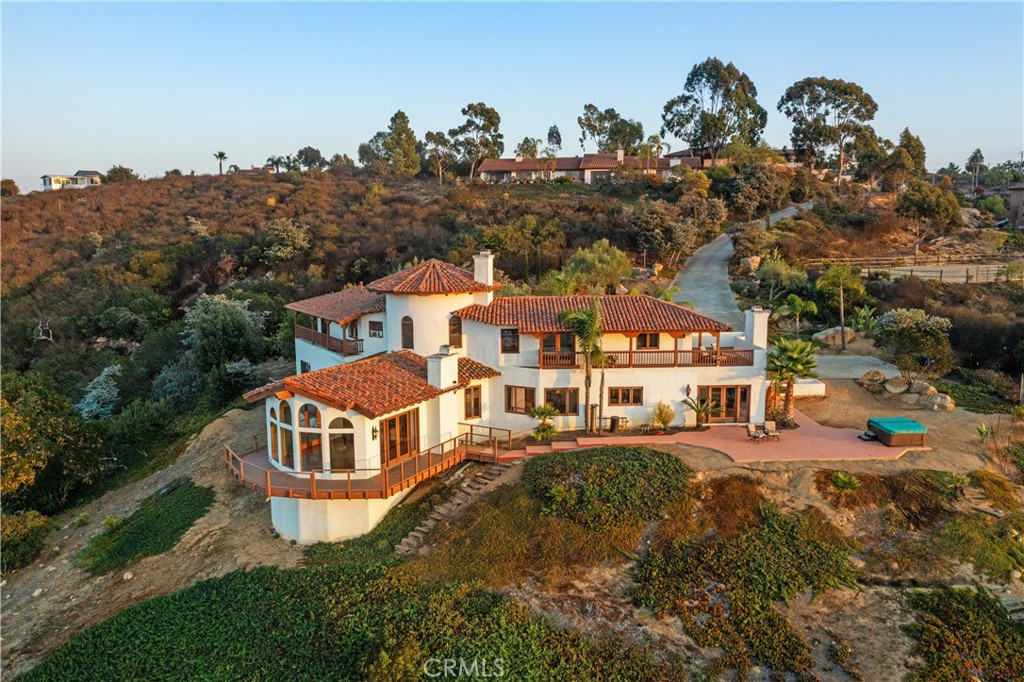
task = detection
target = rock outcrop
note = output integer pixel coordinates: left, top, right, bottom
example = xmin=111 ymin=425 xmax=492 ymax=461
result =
xmin=812 ymin=326 xmax=856 ymax=347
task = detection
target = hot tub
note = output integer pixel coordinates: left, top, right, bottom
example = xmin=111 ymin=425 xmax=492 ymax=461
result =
xmin=867 ymin=417 xmax=927 ymax=447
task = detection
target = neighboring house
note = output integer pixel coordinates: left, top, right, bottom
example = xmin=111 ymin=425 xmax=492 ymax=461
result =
xmin=1008 ymin=183 xmax=1024 ymax=227
xmin=230 ymin=253 xmax=770 ymax=543
xmin=478 ymin=149 xmax=674 ymax=184
xmin=41 ymin=170 xmax=103 ymax=191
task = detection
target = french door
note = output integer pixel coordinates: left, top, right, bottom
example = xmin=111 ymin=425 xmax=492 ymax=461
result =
xmin=698 ymin=385 xmax=751 ymax=423
xmin=381 ymin=409 xmax=419 ymax=465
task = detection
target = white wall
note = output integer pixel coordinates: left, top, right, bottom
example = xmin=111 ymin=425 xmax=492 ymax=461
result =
xmin=271 ymin=492 xmax=409 ymax=544
xmin=384 ymin=292 xmax=478 ymax=357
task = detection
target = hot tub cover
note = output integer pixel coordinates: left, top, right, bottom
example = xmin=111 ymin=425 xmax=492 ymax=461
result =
xmin=867 ymin=417 xmax=928 ymax=435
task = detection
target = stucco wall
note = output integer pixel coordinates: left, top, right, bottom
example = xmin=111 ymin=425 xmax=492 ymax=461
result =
xmin=270 ymin=492 xmax=409 ymax=544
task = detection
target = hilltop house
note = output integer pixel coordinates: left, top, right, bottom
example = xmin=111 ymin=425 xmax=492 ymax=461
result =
xmin=41 ymin=170 xmax=103 ymax=191
xmin=477 ymin=150 xmax=679 ymax=184
xmin=230 ymin=253 xmax=770 ymax=543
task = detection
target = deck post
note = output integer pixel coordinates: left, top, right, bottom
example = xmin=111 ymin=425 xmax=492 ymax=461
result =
xmin=239 ymin=458 xmax=245 ymax=482
xmin=265 ymin=470 xmax=271 ymax=495
xmin=309 ymin=471 xmax=316 ymax=499
xmin=628 ymin=335 xmax=634 ymax=367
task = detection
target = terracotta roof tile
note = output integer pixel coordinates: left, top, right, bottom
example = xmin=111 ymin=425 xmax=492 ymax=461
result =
xmin=246 ymin=351 xmax=499 ymax=418
xmin=284 ymin=287 xmax=385 ymax=324
xmin=455 ymin=295 xmax=732 ymax=334
xmin=367 ymin=259 xmax=499 ymax=295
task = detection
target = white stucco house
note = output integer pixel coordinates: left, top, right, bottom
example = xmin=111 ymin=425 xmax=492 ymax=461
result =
xmin=228 ymin=252 xmax=770 ymax=543
xmin=41 ymin=170 xmax=103 ymax=190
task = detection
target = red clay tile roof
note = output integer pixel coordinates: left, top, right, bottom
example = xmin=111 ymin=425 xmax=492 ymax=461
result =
xmin=366 ymin=259 xmax=499 ymax=295
xmin=455 ymin=295 xmax=732 ymax=334
xmin=284 ymin=287 xmax=385 ymax=324
xmin=243 ymin=379 xmax=286 ymax=403
xmin=246 ymin=351 xmax=499 ymax=417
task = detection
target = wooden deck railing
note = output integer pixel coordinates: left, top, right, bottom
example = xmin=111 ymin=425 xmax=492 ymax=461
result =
xmin=294 ymin=324 xmax=364 ymax=356
xmin=224 ymin=427 xmax=507 ymax=501
xmin=538 ymin=348 xmax=754 ymax=369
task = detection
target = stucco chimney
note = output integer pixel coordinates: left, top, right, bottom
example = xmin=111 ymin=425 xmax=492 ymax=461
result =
xmin=427 ymin=346 xmax=460 ymax=389
xmin=744 ymin=307 xmax=770 ymax=349
xmin=616 ymin=148 xmax=624 ymax=163
xmin=473 ymin=250 xmax=494 ymax=287
xmin=515 ymin=154 xmax=523 ymax=163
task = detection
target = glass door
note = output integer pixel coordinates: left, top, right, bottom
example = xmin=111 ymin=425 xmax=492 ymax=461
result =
xmin=698 ymin=386 xmax=751 ymax=423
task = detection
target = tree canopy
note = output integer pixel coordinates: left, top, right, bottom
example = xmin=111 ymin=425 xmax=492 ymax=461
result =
xmin=382 ymin=110 xmax=421 ymax=177
xmin=661 ymin=57 xmax=767 ymax=160
xmin=577 ymin=104 xmax=645 ymax=154
xmin=449 ymin=102 xmax=504 ymax=179
xmin=875 ymin=308 xmax=954 ymax=383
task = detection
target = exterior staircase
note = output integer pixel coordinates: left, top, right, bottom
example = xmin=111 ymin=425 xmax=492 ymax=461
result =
xmin=984 ymin=581 xmax=1024 ymax=624
xmin=394 ymin=462 xmax=513 ymax=555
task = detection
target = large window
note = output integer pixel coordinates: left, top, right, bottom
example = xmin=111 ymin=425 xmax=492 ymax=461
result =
xmin=464 ymin=385 xmax=482 ymax=419
xmin=636 ymin=333 xmax=660 ymax=349
xmin=542 ymin=332 xmax=575 ymax=353
xmin=269 ymin=408 xmax=279 ymax=463
xmin=544 ymin=388 xmax=579 ymax=415
xmin=609 ymin=387 xmax=643 ymax=406
xmin=500 ymin=328 xmax=520 ymax=354
xmin=328 ymin=417 xmax=355 ymax=470
xmin=297 ymin=404 xmax=322 ymax=471
xmin=505 ymin=385 xmax=536 ymax=414
xmin=382 ymin=409 xmax=419 ymax=464
xmin=369 ymin=321 xmax=384 ymax=338
xmin=401 ymin=316 xmax=414 ymax=349
xmin=449 ymin=316 xmax=463 ymax=348
xmin=298 ymin=404 xmax=320 ymax=428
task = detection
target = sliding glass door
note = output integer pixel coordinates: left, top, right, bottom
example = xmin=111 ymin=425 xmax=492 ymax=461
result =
xmin=697 ymin=385 xmax=751 ymax=423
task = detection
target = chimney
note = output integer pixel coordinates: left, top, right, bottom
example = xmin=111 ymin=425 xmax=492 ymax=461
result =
xmin=744 ymin=307 xmax=770 ymax=349
xmin=427 ymin=346 xmax=460 ymax=389
xmin=616 ymin=148 xmax=624 ymax=163
xmin=514 ymin=154 xmax=523 ymax=163
xmin=473 ymin=250 xmax=494 ymax=287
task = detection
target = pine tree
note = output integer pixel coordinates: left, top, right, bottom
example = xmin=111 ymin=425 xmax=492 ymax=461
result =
xmin=383 ymin=110 xmax=421 ymax=177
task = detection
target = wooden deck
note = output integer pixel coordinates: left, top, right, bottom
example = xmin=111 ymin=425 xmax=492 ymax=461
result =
xmin=225 ymin=426 xmax=509 ymax=501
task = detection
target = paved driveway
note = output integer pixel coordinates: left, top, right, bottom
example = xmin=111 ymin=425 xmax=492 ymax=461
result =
xmin=673 ymin=203 xmax=813 ymax=330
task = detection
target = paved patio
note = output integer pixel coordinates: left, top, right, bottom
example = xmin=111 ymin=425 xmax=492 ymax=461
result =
xmin=571 ymin=409 xmax=929 ymax=463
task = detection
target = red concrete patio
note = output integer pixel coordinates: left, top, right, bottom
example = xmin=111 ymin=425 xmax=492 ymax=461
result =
xmin=560 ymin=410 xmax=930 ymax=463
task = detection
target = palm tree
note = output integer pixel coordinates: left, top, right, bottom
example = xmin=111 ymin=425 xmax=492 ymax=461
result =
xmin=646 ymin=134 xmax=670 ymax=158
xmin=778 ymin=293 xmax=818 ymax=335
xmin=266 ymin=156 xmax=284 ymax=172
xmin=214 ymin=151 xmax=228 ymax=175
xmin=829 ymin=472 xmax=861 ymax=509
xmin=816 ymin=265 xmax=865 ymax=352
xmin=559 ymin=301 xmax=602 ymax=433
xmin=766 ymin=338 xmax=818 ymax=426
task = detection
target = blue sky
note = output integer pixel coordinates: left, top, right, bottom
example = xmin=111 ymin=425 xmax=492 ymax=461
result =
xmin=3 ymin=2 xmax=1022 ymax=191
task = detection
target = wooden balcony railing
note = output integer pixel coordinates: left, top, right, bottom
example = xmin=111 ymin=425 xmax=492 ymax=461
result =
xmin=538 ymin=348 xmax=754 ymax=369
xmin=224 ymin=427 xmax=507 ymax=501
xmin=294 ymin=324 xmax=363 ymax=356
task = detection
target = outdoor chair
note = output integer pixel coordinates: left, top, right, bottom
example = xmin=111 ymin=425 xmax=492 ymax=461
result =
xmin=746 ymin=424 xmax=765 ymax=443
xmin=762 ymin=421 xmax=781 ymax=441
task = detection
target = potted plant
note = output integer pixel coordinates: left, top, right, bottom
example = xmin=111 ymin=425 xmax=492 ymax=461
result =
xmin=530 ymin=404 xmax=559 ymax=442
xmin=683 ymin=397 xmax=720 ymax=430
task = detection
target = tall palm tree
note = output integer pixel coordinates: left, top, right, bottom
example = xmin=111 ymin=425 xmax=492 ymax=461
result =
xmin=778 ymin=293 xmax=818 ymax=335
xmin=266 ymin=155 xmax=284 ymax=172
xmin=766 ymin=338 xmax=818 ymax=426
xmin=559 ymin=300 xmax=603 ymax=433
xmin=214 ymin=151 xmax=228 ymax=175
xmin=816 ymin=265 xmax=865 ymax=352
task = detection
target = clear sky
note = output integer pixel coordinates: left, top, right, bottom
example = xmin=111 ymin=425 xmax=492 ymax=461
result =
xmin=3 ymin=2 xmax=1022 ymax=192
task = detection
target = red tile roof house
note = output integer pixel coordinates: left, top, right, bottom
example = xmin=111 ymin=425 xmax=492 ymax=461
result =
xmin=477 ymin=149 xmax=680 ymax=184
xmin=229 ymin=252 xmax=770 ymax=543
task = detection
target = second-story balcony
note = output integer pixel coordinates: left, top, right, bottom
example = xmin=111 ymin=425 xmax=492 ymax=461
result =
xmin=538 ymin=348 xmax=754 ymax=369
xmin=295 ymin=323 xmax=363 ymax=356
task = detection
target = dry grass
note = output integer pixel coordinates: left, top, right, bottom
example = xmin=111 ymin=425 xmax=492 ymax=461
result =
xmin=970 ymin=469 xmax=1021 ymax=513
xmin=406 ymin=484 xmax=644 ymax=588
xmin=814 ymin=471 xmax=954 ymax=528
xmin=698 ymin=476 xmax=766 ymax=539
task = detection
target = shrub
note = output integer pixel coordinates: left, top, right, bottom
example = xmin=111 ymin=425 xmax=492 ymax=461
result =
xmin=930 ymin=511 xmax=1024 ymax=581
xmin=905 ymin=588 xmax=1024 ymax=681
xmin=78 ymin=480 xmax=214 ymax=574
xmin=74 ymin=513 xmax=91 ymax=527
xmin=522 ymin=446 xmax=691 ymax=531
xmin=1 ymin=510 xmax=54 ymax=571
xmin=652 ymin=400 xmax=676 ymax=429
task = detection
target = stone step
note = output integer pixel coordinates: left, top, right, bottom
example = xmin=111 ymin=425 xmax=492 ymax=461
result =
xmin=428 ymin=512 xmax=446 ymax=522
xmin=498 ymin=450 xmax=528 ymax=462
xmin=551 ymin=441 xmax=580 ymax=451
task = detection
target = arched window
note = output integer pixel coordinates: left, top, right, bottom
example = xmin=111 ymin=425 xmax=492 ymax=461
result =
xmin=328 ymin=417 xmax=355 ymax=470
xmin=448 ymin=316 xmax=462 ymax=348
xmin=401 ymin=316 xmax=414 ymax=349
xmin=279 ymin=401 xmax=292 ymax=425
xmin=298 ymin=404 xmax=320 ymax=428
xmin=269 ymin=407 xmax=277 ymax=420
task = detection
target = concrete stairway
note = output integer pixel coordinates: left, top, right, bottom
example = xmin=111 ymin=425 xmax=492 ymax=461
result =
xmin=986 ymin=582 xmax=1024 ymax=624
xmin=394 ymin=462 xmax=512 ymax=555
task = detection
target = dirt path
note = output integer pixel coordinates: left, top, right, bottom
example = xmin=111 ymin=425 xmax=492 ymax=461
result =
xmin=1 ymin=406 xmax=300 ymax=678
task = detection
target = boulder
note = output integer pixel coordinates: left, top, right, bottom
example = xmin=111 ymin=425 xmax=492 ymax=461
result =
xmin=740 ymin=255 xmax=762 ymax=273
xmin=858 ymin=370 xmax=887 ymax=386
xmin=884 ymin=377 xmax=910 ymax=394
xmin=921 ymin=393 xmax=956 ymax=412
xmin=909 ymin=380 xmax=938 ymax=396
xmin=811 ymin=326 xmax=856 ymax=347
xmin=899 ymin=394 xmax=920 ymax=406
xmin=123 ymin=571 xmax=134 ymax=581
xmin=961 ymin=207 xmax=984 ymax=228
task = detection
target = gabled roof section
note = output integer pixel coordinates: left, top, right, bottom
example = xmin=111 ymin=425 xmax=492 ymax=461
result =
xmin=245 ymin=351 xmax=500 ymax=418
xmin=455 ymin=295 xmax=732 ymax=334
xmin=74 ymin=170 xmax=103 ymax=177
xmin=284 ymin=286 xmax=385 ymax=324
xmin=366 ymin=259 xmax=499 ymax=295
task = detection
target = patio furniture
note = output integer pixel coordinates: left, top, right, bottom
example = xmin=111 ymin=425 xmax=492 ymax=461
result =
xmin=746 ymin=424 xmax=765 ymax=443
xmin=867 ymin=417 xmax=927 ymax=447
xmin=761 ymin=421 xmax=781 ymax=441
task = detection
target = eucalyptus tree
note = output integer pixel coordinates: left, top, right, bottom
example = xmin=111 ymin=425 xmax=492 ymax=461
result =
xmin=777 ymin=77 xmax=877 ymax=185
xmin=423 ymin=130 xmax=456 ymax=185
xmin=661 ymin=57 xmax=767 ymax=161
xmin=449 ymin=102 xmax=504 ymax=179
xmin=577 ymin=104 xmax=644 ymax=154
